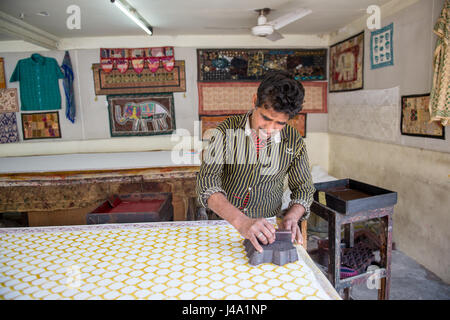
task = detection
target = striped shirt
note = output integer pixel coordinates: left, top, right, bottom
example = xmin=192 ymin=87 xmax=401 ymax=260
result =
xmin=196 ymin=111 xmax=315 ymax=221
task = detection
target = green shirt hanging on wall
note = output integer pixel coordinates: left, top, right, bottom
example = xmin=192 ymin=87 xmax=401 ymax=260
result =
xmin=10 ymin=53 xmax=65 ymax=111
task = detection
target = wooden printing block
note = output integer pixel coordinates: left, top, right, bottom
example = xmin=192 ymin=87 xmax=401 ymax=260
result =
xmin=243 ymin=230 xmax=299 ymax=266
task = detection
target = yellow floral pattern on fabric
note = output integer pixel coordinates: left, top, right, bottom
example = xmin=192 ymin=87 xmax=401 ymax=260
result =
xmin=0 ymin=223 xmax=340 ymax=300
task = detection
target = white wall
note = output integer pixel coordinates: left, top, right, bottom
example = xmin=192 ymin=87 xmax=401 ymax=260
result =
xmin=328 ymin=0 xmax=448 ymax=154
xmin=327 ymin=0 xmax=450 ymax=283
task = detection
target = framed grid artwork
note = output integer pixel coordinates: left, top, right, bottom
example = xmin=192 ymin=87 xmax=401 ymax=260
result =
xmin=21 ymin=112 xmax=61 ymax=140
xmin=370 ymin=23 xmax=394 ymax=69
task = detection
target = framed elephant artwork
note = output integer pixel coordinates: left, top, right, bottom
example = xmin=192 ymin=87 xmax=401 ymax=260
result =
xmin=107 ymin=93 xmax=176 ymax=137
xmin=329 ymin=31 xmax=364 ymax=92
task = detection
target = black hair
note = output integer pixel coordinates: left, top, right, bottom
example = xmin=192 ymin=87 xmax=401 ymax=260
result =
xmin=255 ymin=71 xmax=305 ymax=119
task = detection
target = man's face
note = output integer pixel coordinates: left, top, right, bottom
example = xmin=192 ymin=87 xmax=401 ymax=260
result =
xmin=250 ymin=105 xmax=289 ymax=139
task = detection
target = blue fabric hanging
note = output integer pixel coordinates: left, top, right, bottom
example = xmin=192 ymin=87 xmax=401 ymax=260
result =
xmin=61 ymin=51 xmax=76 ymax=123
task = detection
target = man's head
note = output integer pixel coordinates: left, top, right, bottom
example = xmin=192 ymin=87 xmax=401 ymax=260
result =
xmin=251 ymin=71 xmax=305 ymax=139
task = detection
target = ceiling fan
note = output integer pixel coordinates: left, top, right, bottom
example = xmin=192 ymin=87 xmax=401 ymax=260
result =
xmin=251 ymin=7 xmax=312 ymax=41
xmin=204 ymin=6 xmax=312 ymax=41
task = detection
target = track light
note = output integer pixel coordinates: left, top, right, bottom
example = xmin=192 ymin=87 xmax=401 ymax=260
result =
xmin=111 ymin=0 xmax=153 ymax=35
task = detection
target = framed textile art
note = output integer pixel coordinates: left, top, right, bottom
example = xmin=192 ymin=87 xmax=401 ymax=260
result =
xmin=370 ymin=23 xmax=394 ymax=69
xmin=198 ymin=82 xmax=257 ymax=115
xmin=301 ymin=82 xmax=328 ymax=113
xmin=0 ymin=88 xmax=19 ymax=113
xmin=198 ymin=82 xmax=327 ymax=116
xmin=200 ymin=113 xmax=306 ymax=140
xmin=288 ymin=113 xmax=307 ymax=138
xmin=329 ymin=31 xmax=364 ymax=92
xmin=199 ymin=115 xmax=230 ymax=140
xmin=107 ymin=93 xmax=175 ymax=137
xmin=21 ymin=112 xmax=61 ymax=140
xmin=197 ymin=48 xmax=327 ymax=82
xmin=0 ymin=58 xmax=5 ymax=89
xmin=0 ymin=112 xmax=19 ymax=144
xmin=92 ymin=60 xmax=186 ymax=95
xmin=401 ymin=94 xmax=445 ymax=139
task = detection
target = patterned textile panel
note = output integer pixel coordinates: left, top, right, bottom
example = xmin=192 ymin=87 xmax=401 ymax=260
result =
xmin=0 ymin=220 xmax=341 ymax=300
xmin=198 ymin=82 xmax=327 ymax=115
xmin=0 ymin=112 xmax=19 ymax=144
xmin=0 ymin=89 xmax=19 ymax=113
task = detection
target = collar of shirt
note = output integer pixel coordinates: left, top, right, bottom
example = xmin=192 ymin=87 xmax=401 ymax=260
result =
xmin=31 ymin=53 xmax=46 ymax=65
xmin=243 ymin=110 xmax=282 ymax=144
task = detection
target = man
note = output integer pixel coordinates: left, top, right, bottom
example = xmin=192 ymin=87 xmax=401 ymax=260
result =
xmin=196 ymin=71 xmax=315 ymax=253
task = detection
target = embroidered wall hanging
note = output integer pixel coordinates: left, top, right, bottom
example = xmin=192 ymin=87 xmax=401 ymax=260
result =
xmin=0 ymin=58 xmax=5 ymax=89
xmin=107 ymin=93 xmax=175 ymax=137
xmin=301 ymin=82 xmax=328 ymax=113
xmin=0 ymin=112 xmax=19 ymax=144
xmin=21 ymin=112 xmax=61 ymax=140
xmin=401 ymin=94 xmax=445 ymax=139
xmin=429 ymin=0 xmax=450 ymax=126
xmin=370 ymin=23 xmax=394 ymax=69
xmin=199 ymin=115 xmax=229 ymax=140
xmin=329 ymin=31 xmax=364 ymax=92
xmin=0 ymin=88 xmax=19 ymax=113
xmin=198 ymin=82 xmax=327 ymax=115
xmin=288 ymin=113 xmax=307 ymax=138
xmin=100 ymin=47 xmax=174 ymax=73
xmin=200 ymin=113 xmax=306 ymax=140
xmin=93 ymin=61 xmax=186 ymax=95
xmin=197 ymin=48 xmax=327 ymax=82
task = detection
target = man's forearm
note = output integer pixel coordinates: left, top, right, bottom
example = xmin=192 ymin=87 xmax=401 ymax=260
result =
xmin=207 ymin=192 xmax=247 ymax=227
xmin=286 ymin=203 xmax=306 ymax=221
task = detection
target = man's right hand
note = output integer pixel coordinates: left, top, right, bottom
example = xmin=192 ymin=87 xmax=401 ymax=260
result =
xmin=207 ymin=192 xmax=276 ymax=253
xmin=232 ymin=215 xmax=276 ymax=253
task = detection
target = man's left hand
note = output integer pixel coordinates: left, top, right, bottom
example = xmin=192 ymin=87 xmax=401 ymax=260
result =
xmin=279 ymin=204 xmax=305 ymax=244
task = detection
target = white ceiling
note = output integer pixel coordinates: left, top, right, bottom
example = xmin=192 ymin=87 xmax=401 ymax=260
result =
xmin=0 ymin=0 xmax=392 ymax=39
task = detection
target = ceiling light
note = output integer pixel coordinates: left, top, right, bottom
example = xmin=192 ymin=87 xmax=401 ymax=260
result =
xmin=111 ymin=0 xmax=153 ymax=36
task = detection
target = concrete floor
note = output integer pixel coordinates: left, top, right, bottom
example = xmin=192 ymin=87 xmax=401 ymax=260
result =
xmin=310 ymin=247 xmax=450 ymax=300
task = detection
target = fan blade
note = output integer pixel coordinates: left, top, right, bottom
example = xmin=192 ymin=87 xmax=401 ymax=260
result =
xmin=268 ymin=8 xmax=312 ymax=30
xmin=266 ymin=31 xmax=284 ymax=42
xmin=203 ymin=26 xmax=250 ymax=30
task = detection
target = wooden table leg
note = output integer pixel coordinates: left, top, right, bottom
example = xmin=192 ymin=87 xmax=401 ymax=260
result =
xmin=343 ymin=287 xmax=351 ymax=300
xmin=378 ymin=213 xmax=393 ymax=300
xmin=344 ymin=223 xmax=354 ymax=248
xmin=342 ymin=222 xmax=354 ymax=299
xmin=169 ymin=180 xmax=189 ymax=221
xmin=328 ymin=214 xmax=341 ymax=291
xmin=301 ymin=220 xmax=307 ymax=250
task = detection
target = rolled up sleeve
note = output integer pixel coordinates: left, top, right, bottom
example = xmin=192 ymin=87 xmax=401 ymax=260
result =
xmin=287 ymin=140 xmax=316 ymax=221
xmin=196 ymin=129 xmax=228 ymax=208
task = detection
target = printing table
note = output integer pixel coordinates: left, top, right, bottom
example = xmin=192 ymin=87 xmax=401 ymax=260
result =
xmin=0 ymin=166 xmax=199 ymax=226
xmin=0 ymin=219 xmax=341 ymax=300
